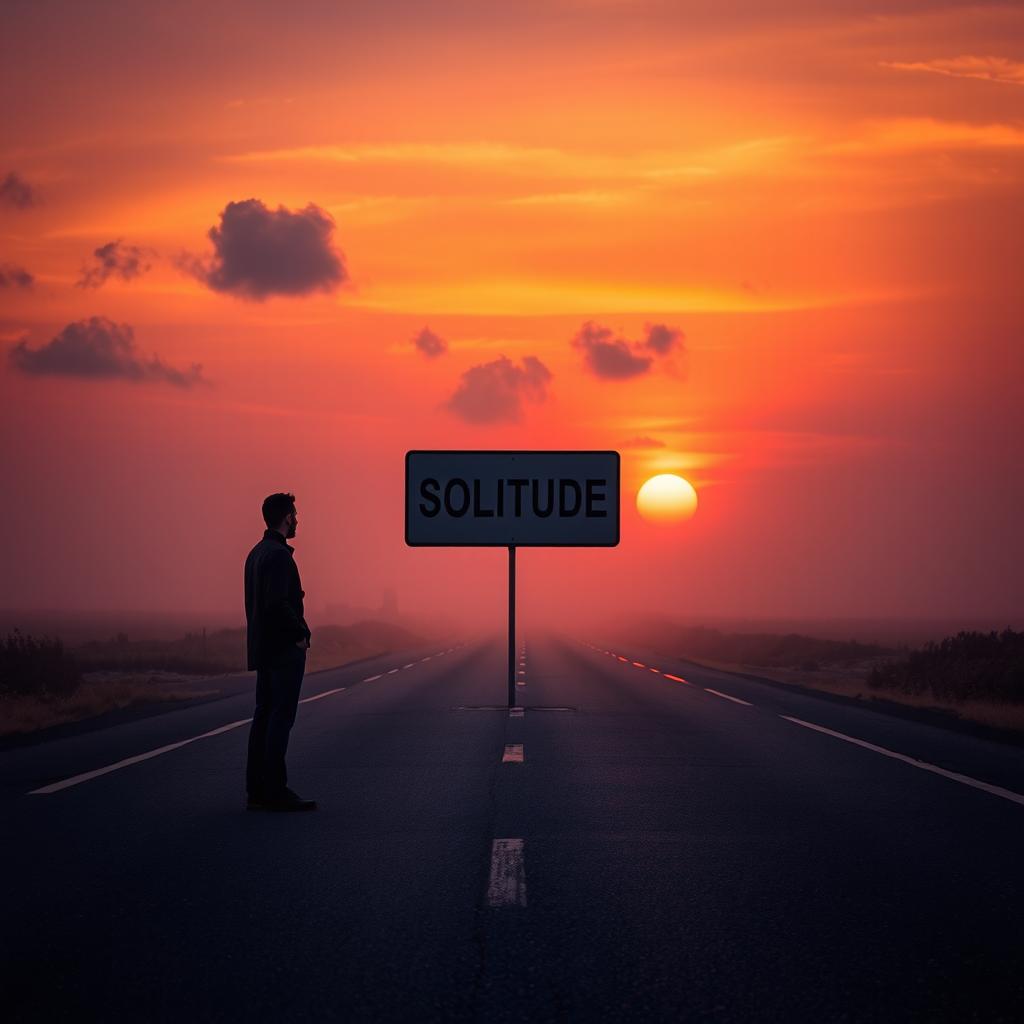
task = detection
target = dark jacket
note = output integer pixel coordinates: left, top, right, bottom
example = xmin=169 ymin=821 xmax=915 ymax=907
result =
xmin=244 ymin=529 xmax=311 ymax=670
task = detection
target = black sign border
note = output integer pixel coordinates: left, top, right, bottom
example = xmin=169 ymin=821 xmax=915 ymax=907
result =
xmin=405 ymin=449 xmax=620 ymax=547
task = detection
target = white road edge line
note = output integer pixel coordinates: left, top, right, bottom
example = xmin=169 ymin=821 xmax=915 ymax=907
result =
xmin=299 ymin=686 xmax=347 ymax=704
xmin=487 ymin=838 xmax=527 ymax=906
xmin=502 ymin=743 xmax=524 ymax=763
xmin=28 ymin=718 xmax=253 ymax=795
xmin=705 ymin=688 xmax=752 ymax=706
xmin=780 ymin=715 xmax=1024 ymax=808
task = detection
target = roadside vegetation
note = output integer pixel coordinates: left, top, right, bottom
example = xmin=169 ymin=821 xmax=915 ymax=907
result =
xmin=0 ymin=619 xmax=431 ymax=739
xmin=628 ymin=620 xmax=1024 ymax=735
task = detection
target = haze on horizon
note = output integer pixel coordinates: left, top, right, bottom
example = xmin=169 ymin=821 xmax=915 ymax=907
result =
xmin=1 ymin=0 xmax=1021 ymax=636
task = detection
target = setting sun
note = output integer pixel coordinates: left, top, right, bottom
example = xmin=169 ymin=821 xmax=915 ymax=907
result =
xmin=636 ymin=474 xmax=699 ymax=523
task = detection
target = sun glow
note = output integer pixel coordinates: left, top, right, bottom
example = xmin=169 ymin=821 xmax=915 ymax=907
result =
xmin=636 ymin=474 xmax=699 ymax=523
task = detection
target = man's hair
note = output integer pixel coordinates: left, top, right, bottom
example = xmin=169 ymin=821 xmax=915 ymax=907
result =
xmin=262 ymin=492 xmax=296 ymax=529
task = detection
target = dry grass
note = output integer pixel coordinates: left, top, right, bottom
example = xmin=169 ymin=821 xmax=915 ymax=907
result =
xmin=682 ymin=655 xmax=1024 ymax=734
xmin=0 ymin=671 xmax=220 ymax=738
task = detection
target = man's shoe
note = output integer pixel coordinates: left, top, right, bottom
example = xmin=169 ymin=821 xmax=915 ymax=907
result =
xmin=264 ymin=787 xmax=317 ymax=812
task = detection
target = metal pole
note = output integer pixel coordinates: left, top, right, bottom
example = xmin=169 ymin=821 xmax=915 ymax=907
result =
xmin=507 ymin=544 xmax=516 ymax=708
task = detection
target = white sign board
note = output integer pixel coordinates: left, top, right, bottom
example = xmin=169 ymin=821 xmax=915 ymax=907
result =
xmin=405 ymin=450 xmax=620 ymax=547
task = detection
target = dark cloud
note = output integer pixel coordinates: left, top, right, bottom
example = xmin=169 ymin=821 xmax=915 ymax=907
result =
xmin=446 ymin=355 xmax=551 ymax=424
xmin=78 ymin=240 xmax=152 ymax=288
xmin=187 ymin=198 xmax=347 ymax=301
xmin=0 ymin=264 xmax=33 ymax=289
xmin=572 ymin=321 xmax=652 ymax=379
xmin=413 ymin=326 xmax=447 ymax=358
xmin=621 ymin=436 xmax=666 ymax=449
xmin=0 ymin=172 xmax=36 ymax=209
xmin=9 ymin=317 xmax=203 ymax=388
xmin=644 ymin=323 xmax=684 ymax=355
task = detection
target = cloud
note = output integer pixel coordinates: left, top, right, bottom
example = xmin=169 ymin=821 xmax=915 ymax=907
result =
xmin=413 ymin=326 xmax=447 ymax=358
xmin=882 ymin=56 xmax=1024 ymax=88
xmin=572 ymin=322 xmax=652 ymax=379
xmin=643 ymin=322 xmax=684 ymax=354
xmin=0 ymin=172 xmax=35 ymax=209
xmin=620 ymin=436 xmax=666 ymax=449
xmin=572 ymin=320 xmax=687 ymax=378
xmin=78 ymin=240 xmax=152 ymax=288
xmin=446 ymin=355 xmax=551 ymax=424
xmin=0 ymin=264 xmax=33 ymax=289
xmin=186 ymin=198 xmax=347 ymax=301
xmin=9 ymin=317 xmax=204 ymax=388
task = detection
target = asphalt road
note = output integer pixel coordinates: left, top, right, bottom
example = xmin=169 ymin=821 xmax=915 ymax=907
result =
xmin=5 ymin=634 xmax=1024 ymax=1023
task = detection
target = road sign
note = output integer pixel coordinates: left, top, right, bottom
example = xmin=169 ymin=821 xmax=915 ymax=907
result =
xmin=405 ymin=450 xmax=620 ymax=547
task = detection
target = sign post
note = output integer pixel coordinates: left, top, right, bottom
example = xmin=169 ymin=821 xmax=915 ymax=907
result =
xmin=406 ymin=450 xmax=620 ymax=707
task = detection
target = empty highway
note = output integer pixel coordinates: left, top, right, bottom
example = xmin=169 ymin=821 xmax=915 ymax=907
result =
xmin=5 ymin=635 xmax=1024 ymax=1022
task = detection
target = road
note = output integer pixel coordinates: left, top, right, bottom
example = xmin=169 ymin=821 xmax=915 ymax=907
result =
xmin=5 ymin=634 xmax=1024 ymax=1022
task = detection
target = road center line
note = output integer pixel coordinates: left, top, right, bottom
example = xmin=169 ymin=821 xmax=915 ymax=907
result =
xmin=362 ymin=674 xmax=382 ymax=682
xmin=28 ymin=718 xmax=254 ymax=795
xmin=487 ymin=838 xmax=527 ymax=907
xmin=387 ymin=668 xmax=399 ymax=674
xmin=502 ymin=743 xmax=524 ymax=763
xmin=663 ymin=673 xmax=689 ymax=684
xmin=780 ymin=715 xmax=1024 ymax=808
xmin=705 ymin=688 xmax=752 ymax=706
xmin=402 ymin=663 xmax=415 ymax=669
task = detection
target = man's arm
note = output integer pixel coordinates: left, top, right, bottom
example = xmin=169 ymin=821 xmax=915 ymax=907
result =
xmin=262 ymin=551 xmax=309 ymax=643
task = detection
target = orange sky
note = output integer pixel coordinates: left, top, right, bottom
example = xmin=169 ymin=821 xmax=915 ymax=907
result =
xmin=1 ymin=0 xmax=1022 ymax=630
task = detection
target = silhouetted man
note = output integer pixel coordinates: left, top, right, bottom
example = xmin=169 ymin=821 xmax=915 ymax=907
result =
xmin=244 ymin=492 xmax=316 ymax=811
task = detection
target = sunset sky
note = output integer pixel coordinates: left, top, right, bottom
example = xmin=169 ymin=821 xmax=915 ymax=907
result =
xmin=1 ymin=0 xmax=1021 ymax=630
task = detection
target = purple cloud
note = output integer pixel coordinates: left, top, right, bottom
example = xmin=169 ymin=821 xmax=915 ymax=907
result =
xmin=187 ymin=198 xmax=347 ymax=301
xmin=9 ymin=317 xmax=204 ymax=388
xmin=446 ymin=355 xmax=552 ymax=424
xmin=0 ymin=264 xmax=33 ymax=289
xmin=572 ymin=322 xmax=652 ymax=379
xmin=413 ymin=326 xmax=447 ymax=358
xmin=78 ymin=240 xmax=152 ymax=288
xmin=0 ymin=172 xmax=36 ymax=210
xmin=644 ymin=323 xmax=683 ymax=354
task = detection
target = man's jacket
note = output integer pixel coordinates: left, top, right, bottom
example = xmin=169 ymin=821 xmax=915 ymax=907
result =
xmin=244 ymin=529 xmax=312 ymax=670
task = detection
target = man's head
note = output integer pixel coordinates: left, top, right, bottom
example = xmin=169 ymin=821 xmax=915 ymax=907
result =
xmin=262 ymin=492 xmax=298 ymax=539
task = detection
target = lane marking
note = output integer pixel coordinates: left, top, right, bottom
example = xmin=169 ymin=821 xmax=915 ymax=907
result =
xmin=387 ymin=668 xmax=399 ymax=674
xmin=509 ymin=707 xmax=524 ymax=718
xmin=663 ymin=673 xmax=689 ymax=684
xmin=362 ymin=674 xmax=383 ymax=682
xmin=402 ymin=663 xmax=415 ymax=669
xmin=632 ymin=661 xmax=645 ymax=668
xmin=487 ymin=838 xmax=527 ymax=907
xmin=649 ymin=668 xmax=661 ymax=673
xmin=516 ymin=680 xmax=526 ymax=687
xmin=705 ymin=688 xmax=752 ymax=706
xmin=420 ymin=656 xmax=431 ymax=662
xmin=617 ymin=656 xmax=628 ymax=662
xmin=780 ymin=716 xmax=1024 ymax=808
xmin=29 ymin=718 xmax=253 ymax=795
xmin=502 ymin=743 xmax=524 ymax=763
xmin=298 ymin=686 xmax=347 ymax=704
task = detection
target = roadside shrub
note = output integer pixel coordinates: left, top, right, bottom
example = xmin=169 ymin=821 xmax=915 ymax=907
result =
xmin=0 ymin=630 xmax=82 ymax=698
xmin=868 ymin=630 xmax=1024 ymax=704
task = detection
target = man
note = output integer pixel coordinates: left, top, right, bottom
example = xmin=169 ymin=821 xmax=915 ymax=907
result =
xmin=244 ymin=492 xmax=317 ymax=811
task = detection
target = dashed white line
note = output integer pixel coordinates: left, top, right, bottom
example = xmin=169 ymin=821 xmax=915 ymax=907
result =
xmin=502 ymin=743 xmax=524 ymax=763
xmin=509 ymin=707 xmax=524 ymax=718
xmin=298 ymin=686 xmax=347 ymax=704
xmin=402 ymin=663 xmax=415 ymax=669
xmin=487 ymin=838 xmax=527 ymax=906
xmin=387 ymin=668 xmax=399 ymax=674
xmin=705 ymin=688 xmax=752 ymax=706
xmin=663 ymin=673 xmax=689 ymax=684
xmin=781 ymin=716 xmax=1024 ymax=808
xmin=362 ymin=674 xmax=382 ymax=682
xmin=29 ymin=718 xmax=254 ymax=795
